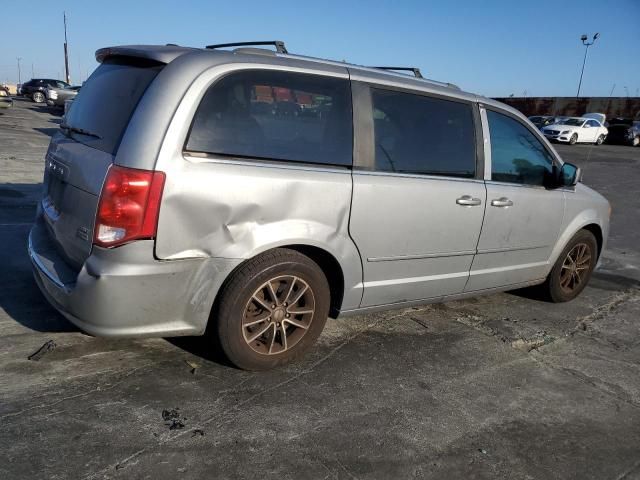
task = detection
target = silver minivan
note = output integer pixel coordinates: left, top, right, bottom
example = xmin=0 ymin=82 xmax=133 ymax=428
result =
xmin=29 ymin=42 xmax=610 ymax=370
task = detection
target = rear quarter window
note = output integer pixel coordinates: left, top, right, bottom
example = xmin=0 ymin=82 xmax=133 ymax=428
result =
xmin=63 ymin=57 xmax=163 ymax=155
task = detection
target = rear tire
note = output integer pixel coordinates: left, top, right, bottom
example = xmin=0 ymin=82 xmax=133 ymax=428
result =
xmin=595 ymin=134 xmax=605 ymax=145
xmin=213 ymin=248 xmax=330 ymax=371
xmin=32 ymin=91 xmax=45 ymax=103
xmin=542 ymin=230 xmax=597 ymax=303
xmin=633 ymin=136 xmax=640 ymax=147
xmin=569 ymin=133 xmax=578 ymax=145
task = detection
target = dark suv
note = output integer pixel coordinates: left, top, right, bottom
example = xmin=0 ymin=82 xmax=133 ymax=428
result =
xmin=606 ymin=118 xmax=640 ymax=146
xmin=20 ymin=79 xmax=70 ymax=103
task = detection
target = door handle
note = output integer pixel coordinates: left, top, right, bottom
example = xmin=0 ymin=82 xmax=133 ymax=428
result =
xmin=456 ymin=195 xmax=482 ymax=206
xmin=491 ymin=197 xmax=514 ymax=207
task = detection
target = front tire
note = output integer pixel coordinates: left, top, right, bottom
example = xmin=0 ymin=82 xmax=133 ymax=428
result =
xmin=595 ymin=134 xmax=605 ymax=145
xmin=633 ymin=136 xmax=640 ymax=147
xmin=569 ymin=133 xmax=578 ymax=145
xmin=543 ymin=230 xmax=597 ymax=303
xmin=32 ymin=91 xmax=45 ymax=103
xmin=214 ymin=249 xmax=330 ymax=370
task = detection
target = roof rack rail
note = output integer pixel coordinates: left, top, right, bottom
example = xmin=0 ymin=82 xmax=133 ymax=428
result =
xmin=205 ymin=41 xmax=288 ymax=54
xmin=370 ymin=67 xmax=423 ymax=78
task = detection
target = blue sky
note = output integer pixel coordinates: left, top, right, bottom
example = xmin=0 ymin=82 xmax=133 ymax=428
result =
xmin=1 ymin=0 xmax=638 ymax=97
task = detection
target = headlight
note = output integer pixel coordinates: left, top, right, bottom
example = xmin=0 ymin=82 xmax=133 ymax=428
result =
xmin=49 ymin=90 xmax=58 ymax=99
xmin=562 ymin=130 xmax=570 ymax=134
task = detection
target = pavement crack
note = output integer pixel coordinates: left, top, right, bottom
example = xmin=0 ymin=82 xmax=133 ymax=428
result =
xmin=615 ymin=458 xmax=640 ymax=480
xmin=0 ymin=362 xmax=159 ymax=421
xmin=454 ymin=314 xmax=507 ymax=342
xmin=533 ymin=356 xmax=640 ymax=411
xmin=82 ymin=314 xmax=393 ymax=479
xmin=572 ymin=288 xmax=640 ymax=334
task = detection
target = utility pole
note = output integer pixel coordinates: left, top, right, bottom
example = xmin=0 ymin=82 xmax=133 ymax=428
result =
xmin=576 ymin=33 xmax=599 ymax=98
xmin=609 ymin=84 xmax=616 ymax=97
xmin=16 ymin=57 xmax=22 ymax=84
xmin=63 ymin=11 xmax=70 ymax=84
xmin=31 ymin=63 xmax=34 ymax=78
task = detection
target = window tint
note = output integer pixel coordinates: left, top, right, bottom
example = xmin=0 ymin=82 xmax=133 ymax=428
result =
xmin=487 ymin=110 xmax=555 ymax=186
xmin=370 ymin=88 xmax=476 ymax=177
xmin=186 ymin=71 xmax=352 ymax=167
xmin=63 ymin=57 xmax=163 ymax=155
xmin=587 ymin=120 xmax=599 ymax=127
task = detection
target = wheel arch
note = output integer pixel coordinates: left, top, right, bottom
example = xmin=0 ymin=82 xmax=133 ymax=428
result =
xmin=209 ymin=244 xmax=347 ymax=326
xmin=285 ymin=244 xmax=345 ymax=319
xmin=582 ymin=223 xmax=603 ymax=258
xmin=549 ymin=215 xmax=605 ymax=271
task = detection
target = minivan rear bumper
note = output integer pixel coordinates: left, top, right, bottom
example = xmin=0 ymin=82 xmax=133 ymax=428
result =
xmin=29 ymin=217 xmax=241 ymax=338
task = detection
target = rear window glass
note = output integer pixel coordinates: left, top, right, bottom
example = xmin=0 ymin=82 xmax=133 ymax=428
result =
xmin=185 ymin=70 xmax=353 ymax=167
xmin=63 ymin=57 xmax=162 ymax=155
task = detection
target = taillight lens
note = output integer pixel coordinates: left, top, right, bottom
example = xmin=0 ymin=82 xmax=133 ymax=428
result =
xmin=94 ymin=165 xmax=165 ymax=248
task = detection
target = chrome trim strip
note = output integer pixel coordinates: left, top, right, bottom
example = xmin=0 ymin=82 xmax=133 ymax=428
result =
xmin=28 ymin=235 xmax=71 ymax=293
xmin=340 ymin=277 xmax=546 ymax=316
xmin=357 ymin=270 xmax=468 ymax=289
xmin=352 ymin=170 xmax=485 ymax=184
xmin=476 ymin=245 xmax=548 ymax=254
xmin=367 ymin=250 xmax=476 ymax=262
xmin=484 ymin=180 xmax=548 ymax=191
xmin=469 ymin=261 xmax=549 ymax=276
xmin=41 ymin=197 xmax=61 ymax=221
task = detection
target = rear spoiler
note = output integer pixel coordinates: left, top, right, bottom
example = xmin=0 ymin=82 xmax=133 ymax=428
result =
xmin=95 ymin=45 xmax=197 ymax=64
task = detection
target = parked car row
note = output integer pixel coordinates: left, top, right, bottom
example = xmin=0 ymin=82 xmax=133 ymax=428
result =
xmin=528 ymin=112 xmax=638 ymax=147
xmin=528 ymin=113 xmax=605 ymax=145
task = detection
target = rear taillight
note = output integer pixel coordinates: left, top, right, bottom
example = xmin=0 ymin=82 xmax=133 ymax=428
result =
xmin=94 ymin=165 xmax=165 ymax=248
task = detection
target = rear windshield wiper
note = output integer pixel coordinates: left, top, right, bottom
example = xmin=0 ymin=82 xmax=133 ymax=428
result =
xmin=60 ymin=123 xmax=102 ymax=139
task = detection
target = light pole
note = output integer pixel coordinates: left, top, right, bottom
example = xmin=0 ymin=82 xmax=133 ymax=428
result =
xmin=16 ymin=57 xmax=22 ymax=84
xmin=576 ymin=33 xmax=599 ymax=98
xmin=63 ymin=12 xmax=70 ymax=84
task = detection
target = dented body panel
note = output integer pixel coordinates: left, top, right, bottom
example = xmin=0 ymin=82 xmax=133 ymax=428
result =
xmin=155 ymin=156 xmax=363 ymax=311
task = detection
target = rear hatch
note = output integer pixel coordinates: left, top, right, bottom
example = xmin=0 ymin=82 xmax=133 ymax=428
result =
xmin=41 ymin=57 xmax=163 ymax=270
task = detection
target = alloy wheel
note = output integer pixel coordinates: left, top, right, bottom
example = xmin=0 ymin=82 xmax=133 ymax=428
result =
xmin=242 ymin=275 xmax=315 ymax=355
xmin=559 ymin=242 xmax=592 ymax=294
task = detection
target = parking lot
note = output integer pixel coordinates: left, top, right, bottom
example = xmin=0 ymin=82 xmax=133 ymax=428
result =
xmin=1 ymin=97 xmax=639 ymax=479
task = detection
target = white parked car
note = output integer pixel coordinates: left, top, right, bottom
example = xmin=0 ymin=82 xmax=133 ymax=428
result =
xmin=542 ymin=117 xmax=608 ymax=145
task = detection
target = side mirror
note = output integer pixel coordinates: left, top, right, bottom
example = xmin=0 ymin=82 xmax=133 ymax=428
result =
xmin=583 ymin=124 xmax=590 ymax=128
xmin=560 ymin=162 xmax=581 ymax=187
